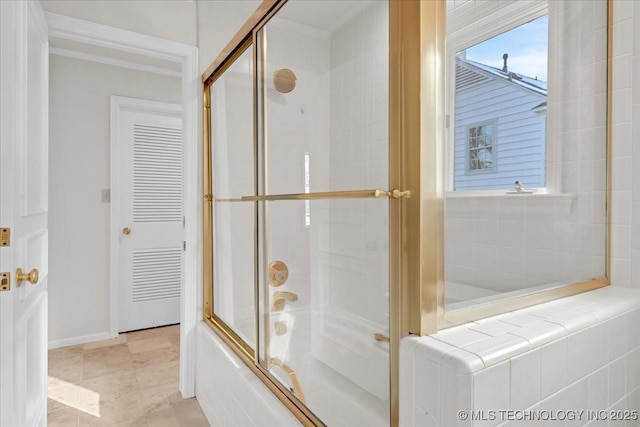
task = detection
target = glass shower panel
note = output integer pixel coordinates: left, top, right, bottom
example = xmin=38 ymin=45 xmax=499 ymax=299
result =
xmin=261 ymin=199 xmax=390 ymax=427
xmin=258 ymin=0 xmax=389 ymax=195
xmin=209 ymin=45 xmax=256 ymax=347
xmin=256 ymin=1 xmax=390 ymax=425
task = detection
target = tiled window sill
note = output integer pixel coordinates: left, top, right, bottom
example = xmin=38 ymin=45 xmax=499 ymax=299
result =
xmin=445 ymin=192 xmax=577 ymax=216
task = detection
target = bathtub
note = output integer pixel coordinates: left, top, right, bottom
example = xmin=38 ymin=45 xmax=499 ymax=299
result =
xmin=268 ymin=306 xmax=390 ymax=427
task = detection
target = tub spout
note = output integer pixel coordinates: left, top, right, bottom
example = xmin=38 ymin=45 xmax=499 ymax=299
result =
xmin=271 ymin=291 xmax=298 ymax=312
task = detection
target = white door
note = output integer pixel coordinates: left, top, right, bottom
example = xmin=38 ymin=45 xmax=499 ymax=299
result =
xmin=0 ymin=1 xmax=49 ymax=426
xmin=111 ymin=97 xmax=183 ymax=332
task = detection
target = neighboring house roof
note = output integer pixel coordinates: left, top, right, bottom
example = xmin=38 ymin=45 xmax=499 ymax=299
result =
xmin=456 ymin=56 xmax=547 ymax=96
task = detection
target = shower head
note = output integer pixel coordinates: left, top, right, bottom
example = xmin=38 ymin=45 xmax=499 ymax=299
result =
xmin=274 ymin=68 xmax=297 ymax=93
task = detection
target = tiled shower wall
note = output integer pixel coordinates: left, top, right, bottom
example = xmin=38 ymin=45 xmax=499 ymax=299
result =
xmin=402 ymin=2 xmax=640 ymax=426
xmin=611 ymin=0 xmax=639 ymax=287
xmin=309 ymin=0 xmax=391 ymax=402
xmin=445 ymin=0 xmax=608 ymax=294
xmin=400 ymin=286 xmax=640 ymax=427
xmin=321 ymin=0 xmax=390 ymax=332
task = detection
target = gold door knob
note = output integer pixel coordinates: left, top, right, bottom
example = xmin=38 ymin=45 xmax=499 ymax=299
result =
xmin=16 ymin=268 xmax=38 ymax=287
xmin=123 ymin=227 xmax=131 ymax=235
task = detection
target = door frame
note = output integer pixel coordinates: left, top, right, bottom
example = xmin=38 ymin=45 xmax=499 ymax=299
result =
xmin=46 ymin=12 xmax=199 ymax=398
xmin=110 ymin=95 xmax=182 ymax=333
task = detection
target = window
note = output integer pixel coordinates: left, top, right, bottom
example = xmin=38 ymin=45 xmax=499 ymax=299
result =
xmin=467 ymin=121 xmax=495 ymax=173
xmin=451 ymin=15 xmax=548 ymax=191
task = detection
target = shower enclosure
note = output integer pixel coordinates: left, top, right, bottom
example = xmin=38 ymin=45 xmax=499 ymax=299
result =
xmin=204 ymin=1 xmax=401 ymax=425
xmin=202 ymin=0 xmax=610 ymax=425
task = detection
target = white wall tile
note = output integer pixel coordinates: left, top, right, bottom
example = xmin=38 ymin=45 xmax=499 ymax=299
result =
xmin=440 ymin=367 xmax=473 ymax=427
xmin=473 ymin=361 xmax=510 ymax=427
xmin=540 ymin=339 xmax=568 ymax=399
xmin=614 ymin=0 xmax=635 ymax=23
xmin=463 ymin=334 xmax=531 ymax=367
xmin=402 ymin=287 xmax=640 ymax=427
xmin=612 ymin=225 xmax=631 ymax=259
xmin=415 ymin=336 xmax=458 ymax=363
xmin=510 ymin=349 xmax=540 ymax=411
xmin=587 ymin=323 xmax=609 ymax=371
xmin=400 ymin=337 xmax=420 ymax=427
xmin=613 ymin=54 xmax=634 ymax=91
xmin=611 ymin=257 xmax=632 ymax=287
xmin=627 ymin=310 xmax=640 ymax=351
xmin=496 ymin=312 xmax=544 ymax=327
xmin=567 ymin=329 xmax=594 ymax=385
xmin=508 ymin=321 xmax=567 ymax=348
xmin=609 ymin=356 xmax=627 ymax=406
xmin=545 ymin=310 xmax=597 ymax=334
xmin=431 ymin=326 xmax=492 ymax=348
xmin=442 ymin=349 xmax=486 ymax=374
xmin=539 ymin=389 xmax=567 ymax=427
xmin=413 ymin=407 xmax=437 ymax=427
xmin=612 ymin=192 xmax=632 ymax=225
xmin=469 ymin=319 xmax=520 ymax=337
xmin=564 ymin=379 xmax=588 ymax=427
xmin=588 ymin=367 xmax=609 ymax=412
xmin=415 ymin=355 xmax=441 ymax=419
xmin=613 ymin=18 xmax=634 ymax=57
xmin=626 ymin=349 xmax=640 ymax=394
xmin=624 ymin=387 xmax=640 ymax=418
xmin=608 ymin=314 xmax=629 ymax=361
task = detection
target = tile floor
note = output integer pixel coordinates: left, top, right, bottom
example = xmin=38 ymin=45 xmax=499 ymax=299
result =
xmin=47 ymin=325 xmax=210 ymax=426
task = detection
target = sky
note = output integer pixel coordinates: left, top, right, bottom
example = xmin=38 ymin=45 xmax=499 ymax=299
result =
xmin=463 ymin=15 xmax=548 ymax=82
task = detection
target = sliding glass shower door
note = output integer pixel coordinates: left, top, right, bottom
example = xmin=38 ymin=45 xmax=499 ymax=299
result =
xmin=254 ymin=3 xmax=391 ymax=424
xmin=205 ymin=1 xmax=392 ymax=425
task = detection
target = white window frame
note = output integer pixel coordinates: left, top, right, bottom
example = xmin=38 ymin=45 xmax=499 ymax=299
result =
xmin=445 ymin=1 xmax=549 ymax=195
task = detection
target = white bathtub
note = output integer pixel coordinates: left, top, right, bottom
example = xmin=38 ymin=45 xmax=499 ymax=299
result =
xmin=268 ymin=306 xmax=390 ymax=427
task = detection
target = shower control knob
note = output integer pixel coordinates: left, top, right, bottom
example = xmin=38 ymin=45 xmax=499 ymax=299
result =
xmin=269 ymin=261 xmax=289 ymax=287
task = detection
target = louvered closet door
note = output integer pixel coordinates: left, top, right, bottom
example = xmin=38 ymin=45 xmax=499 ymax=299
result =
xmin=116 ymin=101 xmax=182 ymax=332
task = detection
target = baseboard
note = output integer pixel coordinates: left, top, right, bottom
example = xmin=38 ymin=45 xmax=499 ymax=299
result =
xmin=48 ymin=331 xmax=117 ymax=350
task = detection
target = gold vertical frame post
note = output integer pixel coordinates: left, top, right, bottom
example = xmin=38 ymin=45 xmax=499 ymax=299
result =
xmin=203 ymin=81 xmax=213 ymax=322
xmin=393 ymin=0 xmax=445 ymax=338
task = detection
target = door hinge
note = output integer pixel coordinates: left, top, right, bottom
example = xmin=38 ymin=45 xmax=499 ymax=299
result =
xmin=1 ymin=228 xmax=10 ymax=247
xmin=183 ymin=241 xmax=186 ymax=251
xmin=0 ymin=272 xmax=10 ymax=291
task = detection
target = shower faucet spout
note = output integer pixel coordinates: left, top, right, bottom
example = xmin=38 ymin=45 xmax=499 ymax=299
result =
xmin=271 ymin=291 xmax=298 ymax=312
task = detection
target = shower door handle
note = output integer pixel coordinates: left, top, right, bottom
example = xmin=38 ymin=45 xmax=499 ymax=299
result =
xmin=241 ymin=188 xmax=410 ymax=202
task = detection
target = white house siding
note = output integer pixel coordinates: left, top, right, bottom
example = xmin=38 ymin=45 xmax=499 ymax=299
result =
xmin=453 ymin=66 xmax=547 ymax=191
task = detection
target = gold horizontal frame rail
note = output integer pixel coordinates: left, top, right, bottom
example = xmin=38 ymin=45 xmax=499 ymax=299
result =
xmin=240 ymin=189 xmax=410 ymax=202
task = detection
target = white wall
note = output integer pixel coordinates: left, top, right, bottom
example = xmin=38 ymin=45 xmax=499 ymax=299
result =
xmin=41 ymin=0 xmax=196 ymax=46
xmin=197 ymin=1 xmax=261 ymax=75
xmin=48 ymin=55 xmax=181 ymax=345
